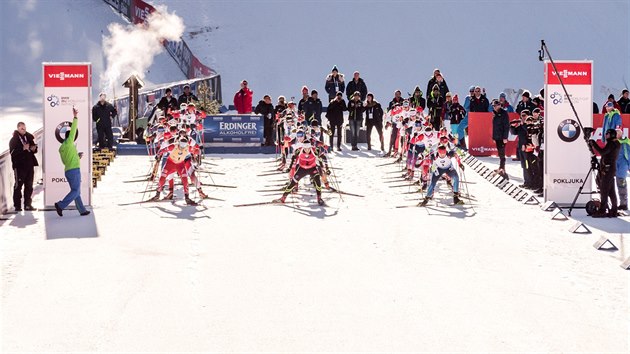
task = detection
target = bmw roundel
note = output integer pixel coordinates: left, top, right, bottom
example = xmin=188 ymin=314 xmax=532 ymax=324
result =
xmin=55 ymin=121 xmax=78 ymax=144
xmin=557 ymin=119 xmax=580 ymax=142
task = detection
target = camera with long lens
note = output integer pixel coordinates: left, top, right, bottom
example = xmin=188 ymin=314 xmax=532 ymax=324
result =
xmin=582 ymin=127 xmax=595 ymax=140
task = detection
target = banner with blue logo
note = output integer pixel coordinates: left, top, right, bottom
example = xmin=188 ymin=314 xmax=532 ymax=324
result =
xmin=203 ymin=115 xmax=264 ymax=143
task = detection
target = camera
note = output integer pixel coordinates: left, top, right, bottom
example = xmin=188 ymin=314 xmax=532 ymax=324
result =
xmin=583 ymin=127 xmax=595 ymax=140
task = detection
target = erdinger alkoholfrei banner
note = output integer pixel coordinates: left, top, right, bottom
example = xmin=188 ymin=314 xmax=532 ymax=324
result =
xmin=203 ymin=115 xmax=264 ymax=146
xmin=43 ymin=63 xmax=92 ymax=207
xmin=544 ymin=61 xmax=593 ymax=206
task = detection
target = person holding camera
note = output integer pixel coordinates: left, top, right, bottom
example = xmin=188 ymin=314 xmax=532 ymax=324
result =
xmin=9 ymin=122 xmax=38 ymax=211
xmin=54 ymin=107 xmax=90 ymax=217
xmin=589 ymin=129 xmax=621 ymax=218
xmin=491 ymin=99 xmax=510 ymax=177
xmin=347 ymin=91 xmax=365 ymax=151
xmin=326 ymin=91 xmax=347 ymax=151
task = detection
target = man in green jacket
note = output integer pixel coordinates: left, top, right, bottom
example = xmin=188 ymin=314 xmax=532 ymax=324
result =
xmin=54 ymin=107 xmax=90 ymax=217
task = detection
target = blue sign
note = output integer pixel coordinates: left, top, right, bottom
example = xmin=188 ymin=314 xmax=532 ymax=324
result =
xmin=203 ymin=115 xmax=264 ymax=143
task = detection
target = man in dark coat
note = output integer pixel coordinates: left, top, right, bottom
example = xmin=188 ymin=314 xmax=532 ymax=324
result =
xmin=589 ymin=129 xmax=621 ymax=217
xmin=347 ymin=91 xmax=365 ymax=150
xmin=177 ymin=85 xmax=199 ymax=106
xmin=364 ymin=93 xmax=384 ymax=151
xmin=515 ymin=90 xmax=537 ymax=114
xmin=409 ymin=86 xmax=426 ymax=111
xmin=345 ymin=71 xmax=368 ymax=101
xmin=325 ymin=92 xmax=346 ymax=151
xmin=426 ymin=69 xmax=450 ymax=99
xmin=92 ymin=93 xmax=117 ymax=150
xmin=491 ymin=99 xmax=510 ymax=172
xmin=388 ymin=90 xmax=404 ymax=110
xmin=469 ymin=86 xmax=490 ymax=112
xmin=9 ymin=122 xmax=38 ymax=211
xmin=255 ymin=95 xmax=275 ymax=146
xmin=157 ymin=88 xmax=179 ymax=113
xmin=617 ymin=89 xmax=630 ymax=114
xmin=427 ymin=84 xmax=444 ymax=128
xmin=303 ymin=90 xmax=323 ymax=125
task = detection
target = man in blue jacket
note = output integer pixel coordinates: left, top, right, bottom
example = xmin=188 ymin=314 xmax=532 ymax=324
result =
xmin=616 ymin=130 xmax=630 ymax=210
xmin=601 ymin=101 xmax=622 ymax=143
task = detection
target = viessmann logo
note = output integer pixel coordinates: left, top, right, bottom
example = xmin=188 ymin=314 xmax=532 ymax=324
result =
xmin=551 ymin=70 xmax=588 ymax=79
xmin=47 ymin=72 xmax=85 ymax=81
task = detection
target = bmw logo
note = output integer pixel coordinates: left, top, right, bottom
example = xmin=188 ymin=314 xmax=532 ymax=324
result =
xmin=557 ymin=119 xmax=580 ymax=142
xmin=55 ymin=121 xmax=78 ymax=143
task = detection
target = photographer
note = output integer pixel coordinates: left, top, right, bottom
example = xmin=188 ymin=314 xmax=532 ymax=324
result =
xmin=510 ymin=114 xmax=530 ymax=187
xmin=491 ymin=99 xmax=510 ymax=176
xmin=9 ymin=122 xmax=38 ymax=211
xmin=524 ymin=116 xmax=541 ymax=191
xmin=589 ymin=129 xmax=621 ymax=218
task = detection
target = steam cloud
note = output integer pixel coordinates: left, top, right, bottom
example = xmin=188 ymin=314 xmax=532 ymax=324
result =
xmin=101 ymin=5 xmax=184 ymax=94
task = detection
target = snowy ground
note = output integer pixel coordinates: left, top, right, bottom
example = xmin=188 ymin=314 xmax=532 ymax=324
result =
xmin=1 ymin=138 xmax=628 ymax=352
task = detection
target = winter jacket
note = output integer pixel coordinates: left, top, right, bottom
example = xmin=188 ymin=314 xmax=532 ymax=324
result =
xmin=618 ymin=97 xmax=630 ymax=114
xmin=388 ymin=97 xmax=404 ymax=110
xmin=157 ymin=96 xmax=179 ymax=112
xmin=325 ymin=73 xmax=345 ymax=100
xmin=346 ymin=78 xmax=368 ymax=101
xmin=492 ymin=108 xmax=510 ymax=141
xmin=298 ymin=96 xmax=309 ymax=113
xmin=510 ymin=123 xmax=528 ymax=148
xmin=254 ymin=100 xmax=275 ymax=121
xmin=469 ymin=95 xmax=490 ymax=113
xmin=592 ymin=138 xmax=621 ymax=175
xmin=616 ymin=137 xmax=630 ymax=179
xmin=442 ymin=101 xmax=453 ymax=120
xmin=326 ymin=98 xmax=347 ymax=126
xmin=274 ymin=103 xmax=287 ymax=118
xmin=177 ymin=93 xmax=199 ymax=106
xmin=601 ymin=109 xmax=622 ymax=143
xmin=347 ymin=98 xmax=364 ymax=123
xmin=234 ymin=88 xmax=253 ymax=114
xmin=364 ymin=101 xmax=384 ymax=125
xmin=303 ymin=97 xmax=323 ymax=123
xmin=501 ymin=101 xmax=515 ymax=113
xmin=59 ymin=117 xmax=80 ymax=171
xmin=448 ymin=103 xmax=466 ymax=125
xmin=9 ymin=130 xmax=38 ymax=170
xmin=409 ymin=95 xmax=426 ymax=110
xmin=427 ymin=92 xmax=444 ymax=119
xmin=92 ymin=101 xmax=117 ymax=126
xmin=426 ymin=77 xmax=449 ymax=99
xmin=516 ymin=100 xmax=537 ymax=114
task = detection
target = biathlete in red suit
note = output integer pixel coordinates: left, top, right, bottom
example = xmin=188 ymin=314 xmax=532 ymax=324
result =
xmin=273 ymin=141 xmax=325 ymax=206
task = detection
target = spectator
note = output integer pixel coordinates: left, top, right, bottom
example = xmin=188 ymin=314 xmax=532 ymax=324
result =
xmin=325 ymin=66 xmax=345 ymax=101
xmin=469 ymin=86 xmax=490 ymax=112
xmin=255 ymin=95 xmax=275 ymax=146
xmin=325 ymin=91 xmax=346 ymax=151
xmin=409 ymin=86 xmax=426 ymax=111
xmin=491 ymin=99 xmax=510 ymax=174
xmin=593 ymin=101 xmax=600 ymax=114
xmin=157 ymin=88 xmax=179 ymax=113
xmin=274 ymin=96 xmax=287 ymax=144
xmin=347 ymin=91 xmax=364 ymax=150
xmin=233 ymin=80 xmax=253 ymax=114
xmin=426 ymin=69 xmax=450 ymax=99
xmin=589 ymin=129 xmax=621 ymax=218
xmin=441 ymin=92 xmax=454 ymax=132
xmin=9 ymin=122 xmax=38 ymax=211
xmin=616 ymin=128 xmax=629 ymax=210
xmin=601 ymin=94 xmax=622 ymax=114
xmin=601 ymin=101 xmax=622 ymax=143
xmin=298 ymin=86 xmax=309 ymax=113
xmin=510 ymin=112 xmax=531 ymax=187
xmin=515 ymin=90 xmax=537 ymax=114
xmin=498 ymin=92 xmax=515 ymax=112
xmin=448 ymin=94 xmax=466 ymax=145
xmin=177 ymin=84 xmax=198 ymax=106
xmin=427 ymin=84 xmax=444 ymax=128
xmin=364 ymin=93 xmax=384 ymax=152
xmin=92 ymin=92 xmax=117 ymax=150
xmin=303 ymin=90 xmax=323 ymax=125
xmin=346 ymin=71 xmax=368 ymax=101
xmin=388 ymin=90 xmax=404 ymax=110
xmin=618 ymin=89 xmax=630 ymax=114
xmin=54 ymin=107 xmax=90 ymax=217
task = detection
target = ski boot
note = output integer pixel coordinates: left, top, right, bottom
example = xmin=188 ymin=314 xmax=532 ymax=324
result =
xmin=418 ymin=196 xmax=432 ymax=207
xmin=276 ymin=163 xmax=285 ymax=171
xmin=272 ymin=195 xmax=287 ymax=204
xmin=147 ymin=190 xmax=162 ymax=202
xmin=453 ymin=192 xmax=464 ymax=205
xmin=421 ymin=181 xmax=428 ymax=191
xmin=184 ymin=194 xmax=197 ymax=206
xmin=317 ymin=196 xmax=326 ymax=206
xmin=198 ymin=188 xmax=208 ymax=199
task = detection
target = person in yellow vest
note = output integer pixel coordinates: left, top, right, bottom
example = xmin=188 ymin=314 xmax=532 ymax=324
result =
xmin=54 ymin=107 xmax=90 ymax=217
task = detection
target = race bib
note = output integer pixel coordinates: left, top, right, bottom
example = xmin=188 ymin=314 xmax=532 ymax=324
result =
xmin=368 ymin=113 xmax=373 ymax=120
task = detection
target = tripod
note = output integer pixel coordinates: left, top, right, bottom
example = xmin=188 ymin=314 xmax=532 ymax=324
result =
xmin=567 ymin=155 xmax=599 ymax=216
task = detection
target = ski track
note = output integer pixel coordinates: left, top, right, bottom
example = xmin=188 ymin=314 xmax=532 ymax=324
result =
xmin=1 ymin=141 xmax=629 ymax=352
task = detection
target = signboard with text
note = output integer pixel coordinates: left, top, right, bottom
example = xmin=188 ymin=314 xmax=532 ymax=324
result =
xmin=203 ymin=115 xmax=264 ymax=145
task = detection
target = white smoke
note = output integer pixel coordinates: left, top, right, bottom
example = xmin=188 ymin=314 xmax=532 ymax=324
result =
xmin=101 ymin=5 xmax=184 ymax=94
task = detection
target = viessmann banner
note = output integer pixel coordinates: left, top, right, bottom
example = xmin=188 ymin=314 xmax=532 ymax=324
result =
xmin=202 ymin=115 xmax=264 ymax=144
xmin=43 ymin=63 xmax=92 ymax=207
xmin=544 ymin=61 xmax=593 ymax=206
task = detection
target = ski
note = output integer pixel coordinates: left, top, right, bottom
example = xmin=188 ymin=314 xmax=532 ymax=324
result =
xmin=327 ymin=187 xmax=364 ymax=197
xmin=199 ymin=182 xmax=237 ymax=188
xmin=123 ymin=178 xmax=154 ymax=183
xmin=389 ymin=183 xmax=415 ymax=188
xmin=233 ymin=201 xmax=286 ymax=207
xmin=118 ymin=198 xmax=172 ymax=206
xmin=376 ymin=161 xmax=399 ymax=167
xmin=257 ymin=171 xmax=286 ymax=177
xmin=196 ymin=170 xmax=226 ymax=175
